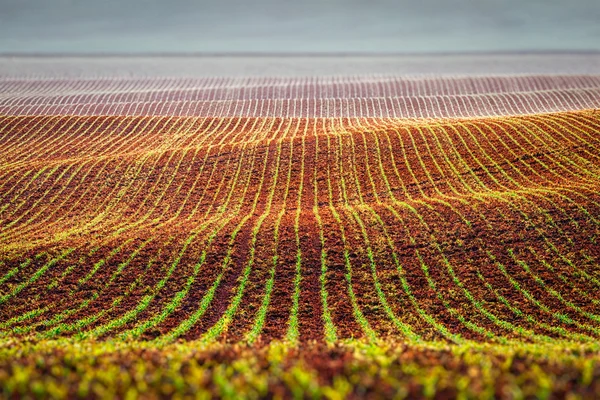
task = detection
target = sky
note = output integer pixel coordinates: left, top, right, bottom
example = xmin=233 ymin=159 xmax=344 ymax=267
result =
xmin=0 ymin=0 xmax=599 ymax=54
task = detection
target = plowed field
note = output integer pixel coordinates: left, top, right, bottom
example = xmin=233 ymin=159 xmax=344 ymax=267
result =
xmin=1 ymin=59 xmax=600 ymax=398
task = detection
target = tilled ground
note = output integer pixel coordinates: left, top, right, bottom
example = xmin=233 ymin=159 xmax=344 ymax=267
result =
xmin=1 ymin=107 xmax=600 ymax=397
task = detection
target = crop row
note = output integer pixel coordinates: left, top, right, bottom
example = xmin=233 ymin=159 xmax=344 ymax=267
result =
xmin=1 ymin=339 xmax=600 ymax=399
xmin=1 ymin=75 xmax=600 ymax=118
xmin=2 ymin=89 xmax=599 ymax=118
xmin=1 ymin=110 xmax=599 ymax=346
xmin=3 ymin=74 xmax=598 ymax=100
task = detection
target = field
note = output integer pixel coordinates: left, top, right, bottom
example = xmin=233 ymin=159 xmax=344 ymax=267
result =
xmin=1 ymin=59 xmax=600 ymax=398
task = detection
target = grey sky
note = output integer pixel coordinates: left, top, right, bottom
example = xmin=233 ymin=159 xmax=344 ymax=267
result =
xmin=0 ymin=0 xmax=599 ymax=54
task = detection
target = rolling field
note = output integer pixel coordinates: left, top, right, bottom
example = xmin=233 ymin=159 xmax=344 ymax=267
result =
xmin=1 ymin=57 xmax=600 ymax=398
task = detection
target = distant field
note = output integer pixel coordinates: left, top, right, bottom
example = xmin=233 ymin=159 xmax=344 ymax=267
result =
xmin=1 ymin=58 xmax=600 ymax=398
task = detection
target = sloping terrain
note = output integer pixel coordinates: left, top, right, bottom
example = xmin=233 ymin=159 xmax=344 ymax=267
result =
xmin=1 ymin=58 xmax=600 ymax=398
